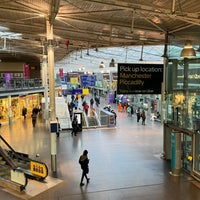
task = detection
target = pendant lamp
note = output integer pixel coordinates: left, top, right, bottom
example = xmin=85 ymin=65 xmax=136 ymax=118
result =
xmin=180 ymin=40 xmax=196 ymax=58
xmin=99 ymin=61 xmax=105 ymax=68
xmin=109 ymin=59 xmax=115 ymax=67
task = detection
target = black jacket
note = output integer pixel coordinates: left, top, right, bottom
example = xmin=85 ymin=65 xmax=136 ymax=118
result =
xmin=79 ymin=155 xmax=89 ymax=173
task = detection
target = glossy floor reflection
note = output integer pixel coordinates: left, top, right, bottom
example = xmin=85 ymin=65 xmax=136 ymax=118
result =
xmin=0 ymin=106 xmax=200 ymax=200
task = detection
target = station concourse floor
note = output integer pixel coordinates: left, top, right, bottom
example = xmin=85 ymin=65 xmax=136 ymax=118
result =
xmin=1 ymin=105 xmax=200 ymax=199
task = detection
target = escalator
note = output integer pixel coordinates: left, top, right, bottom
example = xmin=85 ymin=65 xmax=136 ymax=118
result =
xmin=87 ymin=116 xmax=98 ymax=127
xmin=0 ymin=135 xmax=48 ymax=192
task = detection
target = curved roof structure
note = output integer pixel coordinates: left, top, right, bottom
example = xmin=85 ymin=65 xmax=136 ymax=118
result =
xmin=0 ymin=0 xmax=200 ymax=68
xmin=55 ymin=45 xmax=165 ymax=73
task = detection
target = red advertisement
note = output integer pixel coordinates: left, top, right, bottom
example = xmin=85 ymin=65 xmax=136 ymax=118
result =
xmin=59 ymin=68 xmax=64 ymax=78
xmin=24 ymin=64 xmax=30 ymax=79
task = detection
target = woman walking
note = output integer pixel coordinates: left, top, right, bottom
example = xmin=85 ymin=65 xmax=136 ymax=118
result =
xmin=79 ymin=150 xmax=90 ymax=186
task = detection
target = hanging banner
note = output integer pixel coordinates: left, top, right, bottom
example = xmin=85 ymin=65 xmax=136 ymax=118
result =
xmin=117 ymin=63 xmax=163 ymax=94
xmin=90 ymin=75 xmax=96 ymax=86
xmin=80 ymin=75 xmax=96 ymax=87
xmin=82 ymin=88 xmax=89 ymax=95
xmin=59 ymin=68 xmax=64 ymax=78
xmin=24 ymin=64 xmax=30 ymax=79
xmin=70 ymin=77 xmax=79 ymax=84
xmin=80 ymin=75 xmax=89 ymax=87
xmin=5 ymin=73 xmax=11 ymax=88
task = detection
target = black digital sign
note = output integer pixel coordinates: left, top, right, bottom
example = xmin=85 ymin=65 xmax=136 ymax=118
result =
xmin=117 ymin=63 xmax=163 ymax=94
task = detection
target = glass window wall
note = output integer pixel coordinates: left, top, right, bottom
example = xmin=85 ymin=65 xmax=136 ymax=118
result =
xmin=166 ymin=59 xmax=200 ymax=131
xmin=181 ymin=134 xmax=192 ymax=172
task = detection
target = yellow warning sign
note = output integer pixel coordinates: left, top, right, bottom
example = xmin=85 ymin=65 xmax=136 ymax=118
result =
xmin=30 ymin=161 xmax=48 ymax=178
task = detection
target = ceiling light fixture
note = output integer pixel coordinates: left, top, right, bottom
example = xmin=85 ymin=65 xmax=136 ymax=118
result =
xmin=99 ymin=61 xmax=105 ymax=68
xmin=180 ymin=40 xmax=196 ymax=58
xmin=109 ymin=58 xmax=115 ymax=67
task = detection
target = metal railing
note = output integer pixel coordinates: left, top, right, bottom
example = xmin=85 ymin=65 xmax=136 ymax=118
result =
xmin=0 ymin=78 xmax=43 ymax=91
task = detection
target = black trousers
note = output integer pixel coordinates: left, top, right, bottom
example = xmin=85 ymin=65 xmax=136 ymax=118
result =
xmin=80 ymin=169 xmax=89 ymax=183
xmin=71 ymin=127 xmax=77 ymax=135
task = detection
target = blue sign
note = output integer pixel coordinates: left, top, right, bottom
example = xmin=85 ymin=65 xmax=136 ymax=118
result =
xmin=80 ymin=75 xmax=89 ymax=87
xmin=90 ymin=75 xmax=96 ymax=86
xmin=80 ymin=75 xmax=96 ymax=87
xmin=72 ymin=89 xmax=82 ymax=94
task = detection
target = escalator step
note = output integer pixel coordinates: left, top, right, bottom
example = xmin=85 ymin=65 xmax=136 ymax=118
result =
xmin=0 ymin=160 xmax=6 ymax=165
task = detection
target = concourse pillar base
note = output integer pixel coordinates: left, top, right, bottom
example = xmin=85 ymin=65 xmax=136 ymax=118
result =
xmin=51 ymin=154 xmax=57 ymax=177
xmin=170 ymin=168 xmax=181 ymax=176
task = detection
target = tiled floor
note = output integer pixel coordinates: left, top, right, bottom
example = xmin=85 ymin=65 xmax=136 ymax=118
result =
xmin=0 ymin=100 xmax=200 ymax=200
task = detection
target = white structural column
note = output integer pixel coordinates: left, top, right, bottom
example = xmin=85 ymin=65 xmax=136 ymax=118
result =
xmin=46 ymin=19 xmax=57 ymax=174
xmin=47 ymin=20 xmax=56 ymax=121
xmin=42 ymin=54 xmax=49 ymax=122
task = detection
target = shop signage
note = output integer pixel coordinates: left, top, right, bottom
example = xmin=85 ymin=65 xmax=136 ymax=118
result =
xmin=117 ymin=63 xmax=163 ymax=94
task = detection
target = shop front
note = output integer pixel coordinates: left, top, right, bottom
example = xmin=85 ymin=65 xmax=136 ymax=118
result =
xmin=181 ymin=133 xmax=192 ymax=173
xmin=0 ymin=93 xmax=41 ymax=124
xmin=181 ymin=132 xmax=200 ymax=179
xmin=164 ymin=58 xmax=200 ymax=181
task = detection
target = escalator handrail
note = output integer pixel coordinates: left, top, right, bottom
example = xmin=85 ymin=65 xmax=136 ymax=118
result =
xmin=0 ymin=146 xmax=16 ymax=170
xmin=0 ymin=135 xmax=30 ymax=162
xmin=0 ymin=135 xmax=48 ymax=181
xmin=0 ymin=135 xmax=16 ymax=153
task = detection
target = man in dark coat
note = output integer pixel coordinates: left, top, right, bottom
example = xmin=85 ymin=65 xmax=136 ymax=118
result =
xmin=71 ymin=115 xmax=78 ymax=136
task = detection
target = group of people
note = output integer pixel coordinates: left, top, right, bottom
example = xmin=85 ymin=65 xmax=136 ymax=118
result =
xmin=68 ymin=94 xmax=95 ymax=118
xmin=21 ymin=105 xmax=41 ymax=127
xmin=103 ymin=105 xmax=117 ymax=125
